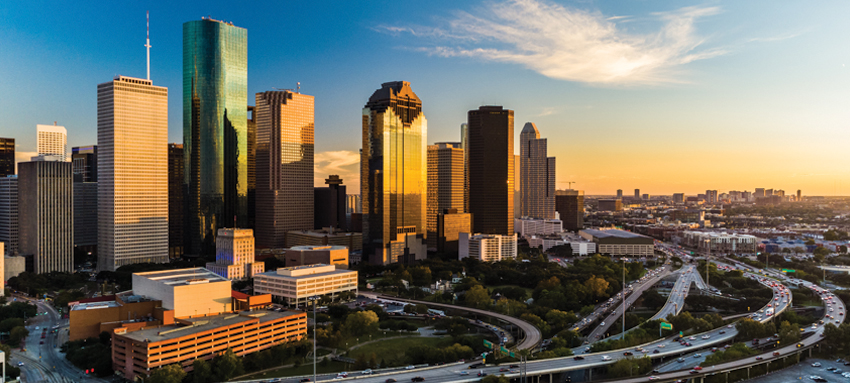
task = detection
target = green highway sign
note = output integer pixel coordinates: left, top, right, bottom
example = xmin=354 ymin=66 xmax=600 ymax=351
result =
xmin=500 ymin=346 xmax=515 ymax=358
xmin=782 ymin=269 xmax=796 ymax=273
xmin=660 ymin=322 xmax=673 ymax=330
xmin=483 ymin=340 xmax=493 ymax=349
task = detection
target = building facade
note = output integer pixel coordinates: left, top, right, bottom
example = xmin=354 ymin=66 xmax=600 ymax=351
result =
xmin=515 ymin=218 xmax=563 ymax=238
xmin=97 ymin=76 xmax=169 ymax=271
xmin=459 ymin=233 xmax=517 ymax=262
xmin=254 ymin=264 xmax=358 ymax=306
xmin=467 ymin=106 xmax=514 ymax=235
xmin=206 ymin=228 xmax=264 ymax=280
xmin=555 ymin=189 xmax=584 ymax=232
xmin=579 ymin=229 xmax=654 ymax=257
xmin=361 ymin=81 xmax=427 ymax=265
xmin=283 ymin=245 xmax=348 ymax=269
xmin=519 ymin=122 xmax=555 ymax=219
xmin=255 ymin=90 xmax=315 ymax=249
xmin=19 ymin=159 xmax=73 ymax=273
xmin=0 ymin=176 xmax=17 ymax=255
xmin=73 ymin=181 xmax=98 ymax=249
xmin=436 ymin=209 xmax=471 ymax=254
xmin=314 ymin=175 xmax=347 ymax=231
xmin=168 ymin=143 xmax=184 ymax=258
xmin=598 ymin=199 xmax=623 ymax=212
xmin=183 ymin=18 xmax=249 ymax=256
xmin=286 ymin=229 xmax=362 ymax=252
xmin=72 ymin=145 xmax=97 ymax=182
xmin=0 ymin=138 xmax=14 ymax=177
xmin=426 ymin=142 xmax=464 ymax=250
xmin=37 ymin=124 xmax=67 ymax=161
xmin=680 ymin=231 xmax=757 ymax=255
xmin=673 ymin=193 xmax=685 ymax=204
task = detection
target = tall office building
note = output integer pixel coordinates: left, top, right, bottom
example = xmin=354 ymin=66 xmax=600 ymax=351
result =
xmin=361 ymin=81 xmax=427 ymax=265
xmin=97 ymin=76 xmax=169 ymax=271
xmin=314 ymin=175 xmax=347 ymax=231
xmin=37 ymin=124 xmax=67 ymax=161
xmin=0 ymin=138 xmax=14 ymax=177
xmin=427 ymin=142 xmax=464 ymax=250
xmin=519 ymin=123 xmax=555 ymax=219
xmin=19 ymin=159 xmax=73 ymax=273
xmin=460 ymin=123 xmax=469 ymax=213
xmin=255 ymin=90 xmax=314 ymax=249
xmin=0 ymin=176 xmax=18 ymax=255
xmin=71 ymin=146 xmax=97 ymax=182
xmin=168 ymin=143 xmax=184 ymax=258
xmin=797 ymin=189 xmax=802 ymax=202
xmin=206 ymin=228 xmax=264 ymax=280
xmin=616 ymin=189 xmax=623 ymax=199
xmin=634 ymin=189 xmax=640 ymax=200
xmin=346 ymin=195 xmax=361 ymax=214
xmin=73 ymin=181 xmax=97 ymax=251
xmin=183 ymin=18 xmax=248 ymax=255
xmin=247 ymin=105 xmax=256 ymax=230
xmin=514 ymin=154 xmax=521 ymax=219
xmin=555 ymin=189 xmax=584 ymax=232
xmin=467 ymin=106 xmax=514 ymax=235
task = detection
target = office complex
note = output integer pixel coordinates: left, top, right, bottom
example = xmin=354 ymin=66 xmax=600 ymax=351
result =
xmin=467 ymin=106 xmax=514 ymax=235
xmin=579 ymin=229 xmax=654 ymax=257
xmin=527 ymin=233 xmax=596 ymax=255
xmin=255 ymin=90 xmax=315 ymax=248
xmin=283 ymin=245 xmax=348 ymax=269
xmin=459 ymin=233 xmax=517 ymax=262
xmin=314 ymin=175 xmax=347 ymax=231
xmin=555 ymin=189 xmax=584 ymax=232
xmin=168 ymin=143 xmax=184 ymax=258
xmin=515 ymin=217 xmax=563 ymax=237
xmin=797 ymin=189 xmax=802 ymax=202
xmin=37 ymin=123 xmax=67 ymax=161
xmin=206 ymin=228 xmax=264 ymax=280
xmin=435 ymin=209 xmax=471 ymax=253
xmin=73 ymin=181 xmax=98 ymax=249
xmin=426 ymin=142 xmax=464 ymax=250
xmin=97 ymin=76 xmax=169 ymax=271
xmin=19 ymin=159 xmax=73 ymax=273
xmin=514 ymin=154 xmax=521 ymax=219
xmin=346 ymin=194 xmax=361 ymax=214
xmin=71 ymin=145 xmax=97 ymax=182
xmin=247 ymin=105 xmax=256 ymax=230
xmin=361 ymin=81 xmax=427 ymax=265
xmin=519 ymin=123 xmax=555 ymax=219
xmin=0 ymin=176 xmax=17 ymax=255
xmin=286 ymin=229 xmax=362 ymax=252
xmin=681 ymin=231 xmax=757 ymax=255
xmin=183 ymin=18 xmax=248 ymax=255
xmin=0 ymin=138 xmax=14 ymax=177
xmin=254 ymin=264 xmax=358 ymax=306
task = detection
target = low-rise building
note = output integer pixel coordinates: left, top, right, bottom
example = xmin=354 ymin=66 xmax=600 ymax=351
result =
xmin=282 ymin=245 xmax=348 ymax=269
xmin=597 ymin=199 xmax=623 ymax=212
xmin=515 ymin=217 xmax=563 ymax=238
xmin=527 ymin=233 xmax=597 ymax=255
xmin=206 ymin=228 xmax=265 ymax=280
xmin=254 ymin=264 xmax=358 ymax=307
xmin=285 ymin=228 xmax=362 ymax=251
xmin=579 ymin=229 xmax=654 ymax=256
xmin=680 ymin=231 xmax=757 ymax=254
xmin=459 ymin=233 xmax=517 ymax=262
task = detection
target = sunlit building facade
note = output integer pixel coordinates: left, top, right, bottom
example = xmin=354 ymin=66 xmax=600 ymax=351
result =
xmin=361 ymin=81 xmax=427 ymax=265
xmin=467 ymin=106 xmax=514 ymax=235
xmin=19 ymin=159 xmax=73 ymax=273
xmin=183 ymin=18 xmax=248 ymax=256
xmin=426 ymin=142 xmax=464 ymax=250
xmin=37 ymin=124 xmax=67 ymax=161
xmin=520 ymin=122 xmax=555 ymax=219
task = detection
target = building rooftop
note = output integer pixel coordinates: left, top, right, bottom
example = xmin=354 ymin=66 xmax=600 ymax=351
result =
xmin=582 ymin=229 xmax=649 ymax=239
xmin=71 ymin=301 xmax=121 ymax=311
xmin=133 ymin=268 xmax=229 ymax=286
xmin=289 ymin=245 xmax=347 ymax=251
xmin=258 ymin=264 xmax=356 ymax=278
xmin=118 ymin=309 xmax=303 ymax=343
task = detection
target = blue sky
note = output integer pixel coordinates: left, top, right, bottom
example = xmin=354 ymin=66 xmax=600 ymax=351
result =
xmin=1 ymin=1 xmax=849 ymax=195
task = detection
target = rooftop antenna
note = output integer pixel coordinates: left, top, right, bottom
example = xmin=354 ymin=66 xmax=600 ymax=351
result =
xmin=297 ymin=82 xmax=301 ymax=93
xmin=145 ymin=11 xmax=151 ymax=80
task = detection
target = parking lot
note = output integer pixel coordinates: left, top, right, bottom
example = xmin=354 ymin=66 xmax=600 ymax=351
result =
xmin=743 ymin=358 xmax=850 ymax=382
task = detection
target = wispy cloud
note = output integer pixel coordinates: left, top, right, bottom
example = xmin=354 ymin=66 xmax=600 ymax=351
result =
xmin=747 ymin=32 xmax=803 ymax=43
xmin=378 ymin=0 xmax=725 ymax=85
xmin=314 ymin=150 xmax=360 ymax=189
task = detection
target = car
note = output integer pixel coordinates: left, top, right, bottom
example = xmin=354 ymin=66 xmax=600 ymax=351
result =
xmin=601 ymin=355 xmax=612 ymax=361
xmin=500 ymin=368 xmax=509 ymax=372
xmin=688 ymin=336 xmax=696 ymax=340
xmin=405 ymin=365 xmax=416 ymax=370
xmin=573 ymin=356 xmax=585 ymax=361
xmin=17 ymin=362 xmax=23 ymax=366
xmin=653 ymin=349 xmax=660 ymax=354
xmin=469 ymin=363 xmax=484 ymax=369
xmin=690 ymin=370 xmax=699 ymax=374
xmin=648 ymin=377 xmax=660 ymax=381
xmin=812 ymin=362 xmax=822 ymax=367
xmin=411 ymin=377 xmax=425 ymax=382
xmin=694 ymin=353 xmax=702 ymax=358
xmin=337 ymin=373 xmax=349 ymax=378
xmin=477 ymin=372 xmax=487 ymax=377
xmin=719 ymin=330 xmax=726 ymax=334
xmin=624 ymin=352 xmax=634 ymax=356
xmin=694 ymin=366 xmax=703 ymax=371
xmin=677 ymin=358 xmax=685 ymax=363
xmin=798 ymin=343 xmax=804 ymax=348
xmin=756 ymin=356 xmax=763 ymax=361
xmin=39 ymin=341 xmax=44 ymax=344
xmin=458 ymin=372 xmax=469 ymax=376
xmin=362 ymin=369 xmax=373 ymax=375
xmin=300 ymin=379 xmax=311 ymax=382
xmin=600 ymin=322 xmax=605 ymax=326
xmin=773 ymin=351 xmax=781 ymax=356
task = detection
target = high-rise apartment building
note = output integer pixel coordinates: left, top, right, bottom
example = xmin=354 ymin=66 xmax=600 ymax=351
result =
xmin=754 ymin=188 xmax=766 ymax=198
xmin=183 ymin=18 xmax=248 ymax=255
xmin=97 ymin=76 xmax=169 ymax=271
xmin=255 ymin=90 xmax=314 ymax=248
xmin=0 ymin=138 xmax=14 ymax=177
xmin=206 ymin=228 xmax=264 ymax=280
xmin=71 ymin=146 xmax=97 ymax=182
xmin=427 ymin=142 xmax=464 ymax=250
xmin=459 ymin=233 xmax=517 ymax=262
xmin=168 ymin=143 xmax=184 ymax=258
xmin=467 ymin=106 xmax=514 ymax=235
xmin=519 ymin=122 xmax=555 ymax=219
xmin=361 ymin=81 xmax=427 ymax=265
xmin=37 ymin=124 xmax=67 ymax=161
xmin=314 ymin=175 xmax=347 ymax=231
xmin=705 ymin=190 xmax=718 ymax=204
xmin=0 ymin=176 xmax=18 ymax=255
xmin=634 ymin=189 xmax=640 ymax=199
xmin=555 ymin=189 xmax=584 ymax=232
xmin=19 ymin=159 xmax=73 ymax=273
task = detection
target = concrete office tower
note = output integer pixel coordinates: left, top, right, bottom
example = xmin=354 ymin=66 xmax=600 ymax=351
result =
xmin=0 ymin=176 xmax=17 ymax=255
xmin=255 ymin=90 xmax=315 ymax=249
xmin=616 ymin=189 xmax=623 ymax=199
xmin=555 ymin=189 xmax=584 ymax=232
xmin=520 ymin=123 xmax=556 ymax=219
xmin=97 ymin=76 xmax=169 ymax=271
xmin=467 ymin=106 xmax=514 ymax=235
xmin=0 ymin=138 xmax=14 ymax=177
xmin=461 ymin=123 xmax=469 ymax=213
xmin=315 ymin=175 xmax=347 ymax=231
xmin=634 ymin=189 xmax=640 ymax=199
xmin=706 ymin=190 xmax=718 ymax=204
xmin=73 ymin=181 xmax=97 ymax=251
xmin=37 ymin=124 xmax=67 ymax=161
xmin=19 ymin=159 xmax=73 ymax=273
xmin=427 ymin=143 xmax=464 ymax=250
xmin=361 ymin=81 xmax=427 ymax=265
xmin=206 ymin=228 xmax=264 ymax=280
xmin=183 ymin=18 xmax=248 ymax=255
xmin=168 ymin=143 xmax=184 ymax=258
xmin=71 ymin=146 xmax=97 ymax=182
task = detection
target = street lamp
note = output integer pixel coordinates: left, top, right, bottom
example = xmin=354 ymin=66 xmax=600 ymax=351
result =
xmin=307 ymin=295 xmax=319 ymax=383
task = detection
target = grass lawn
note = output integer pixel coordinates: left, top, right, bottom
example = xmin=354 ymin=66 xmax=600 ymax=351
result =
xmin=349 ymin=336 xmax=446 ymax=364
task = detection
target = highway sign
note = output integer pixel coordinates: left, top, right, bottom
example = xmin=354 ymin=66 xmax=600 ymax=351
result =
xmin=483 ymin=340 xmax=493 ymax=349
xmin=500 ymin=345 xmax=515 ymax=358
xmin=660 ymin=322 xmax=673 ymax=330
xmin=782 ymin=269 xmax=796 ymax=273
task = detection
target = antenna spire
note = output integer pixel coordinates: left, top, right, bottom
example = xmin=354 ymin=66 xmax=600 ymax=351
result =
xmin=145 ymin=11 xmax=151 ymax=80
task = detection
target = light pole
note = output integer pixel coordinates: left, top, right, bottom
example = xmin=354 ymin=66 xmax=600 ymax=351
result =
xmin=704 ymin=239 xmax=710 ymax=289
xmin=308 ymin=295 xmax=319 ymax=383
xmin=621 ymin=257 xmax=627 ymax=336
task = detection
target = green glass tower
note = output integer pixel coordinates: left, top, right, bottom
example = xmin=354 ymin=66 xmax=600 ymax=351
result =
xmin=183 ymin=18 xmax=248 ymax=256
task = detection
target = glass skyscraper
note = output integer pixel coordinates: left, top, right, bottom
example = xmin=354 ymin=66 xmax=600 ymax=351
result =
xmin=183 ymin=18 xmax=248 ymax=256
xmin=361 ymin=81 xmax=428 ymax=265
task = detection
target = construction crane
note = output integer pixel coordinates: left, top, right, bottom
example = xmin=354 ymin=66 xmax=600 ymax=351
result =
xmin=565 ymin=181 xmax=576 ymax=189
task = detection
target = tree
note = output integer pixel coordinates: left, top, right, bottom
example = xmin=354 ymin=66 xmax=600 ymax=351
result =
xmin=191 ymin=358 xmax=215 ymax=383
xmin=148 ymin=364 xmax=186 ymax=383
xmin=0 ymin=317 xmax=24 ymax=333
xmin=213 ymin=349 xmax=245 ymax=381
xmin=778 ymin=320 xmax=800 ymax=345
xmin=464 ymin=285 xmax=491 ymax=309
xmin=545 ymin=310 xmax=577 ymax=333
xmin=344 ymin=310 xmax=380 ymax=337
xmin=9 ymin=326 xmax=28 ymax=347
xmin=583 ymin=276 xmax=609 ymax=299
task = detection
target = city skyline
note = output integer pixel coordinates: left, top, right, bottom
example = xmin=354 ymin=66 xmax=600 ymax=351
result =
xmin=2 ymin=1 xmax=850 ymax=195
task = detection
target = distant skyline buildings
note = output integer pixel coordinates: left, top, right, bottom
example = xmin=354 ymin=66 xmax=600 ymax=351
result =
xmin=467 ymin=105 xmax=514 ymax=236
xmin=520 ymin=122 xmax=555 ymax=219
xmin=0 ymin=138 xmax=14 ymax=177
xmin=183 ymin=17 xmax=248 ymax=256
xmin=36 ymin=124 xmax=67 ymax=161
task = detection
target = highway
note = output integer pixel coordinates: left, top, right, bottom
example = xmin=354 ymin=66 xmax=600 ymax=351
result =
xmin=585 ymin=265 xmax=672 ymax=341
xmin=650 ymin=265 xmax=702 ymax=321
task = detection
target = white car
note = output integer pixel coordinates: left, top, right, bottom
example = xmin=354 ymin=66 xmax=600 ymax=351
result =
xmin=405 ymin=365 xmax=416 ymax=370
xmin=361 ymin=369 xmax=372 ymax=375
xmin=701 ymin=335 xmax=710 ymax=340
xmin=601 ymin=355 xmax=612 ymax=361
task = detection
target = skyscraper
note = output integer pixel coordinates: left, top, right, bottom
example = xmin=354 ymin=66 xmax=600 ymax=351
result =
xmin=19 ymin=158 xmax=73 ymax=273
xmin=73 ymin=181 xmax=97 ymax=251
xmin=634 ymin=189 xmax=640 ymax=200
xmin=361 ymin=81 xmax=427 ymax=265
xmin=168 ymin=143 xmax=184 ymax=258
xmin=520 ymin=122 xmax=556 ymax=219
xmin=314 ymin=175 xmax=347 ymax=231
xmin=616 ymin=189 xmax=623 ymax=199
xmin=705 ymin=190 xmax=718 ymax=203
xmin=37 ymin=124 xmax=67 ymax=161
xmin=427 ymin=142 xmax=464 ymax=250
xmin=255 ymin=90 xmax=314 ymax=249
xmin=247 ymin=105 xmax=256 ymax=230
xmin=183 ymin=18 xmax=248 ymax=255
xmin=797 ymin=189 xmax=802 ymax=202
xmin=97 ymin=76 xmax=169 ymax=271
xmin=461 ymin=123 xmax=469 ymax=214
xmin=514 ymin=154 xmax=521 ymax=219
xmin=467 ymin=106 xmax=514 ymax=235
xmin=0 ymin=138 xmax=14 ymax=177
xmin=673 ymin=193 xmax=685 ymax=204
xmin=71 ymin=146 xmax=97 ymax=182
xmin=0 ymin=176 xmax=18 ymax=255
xmin=555 ymin=189 xmax=584 ymax=232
